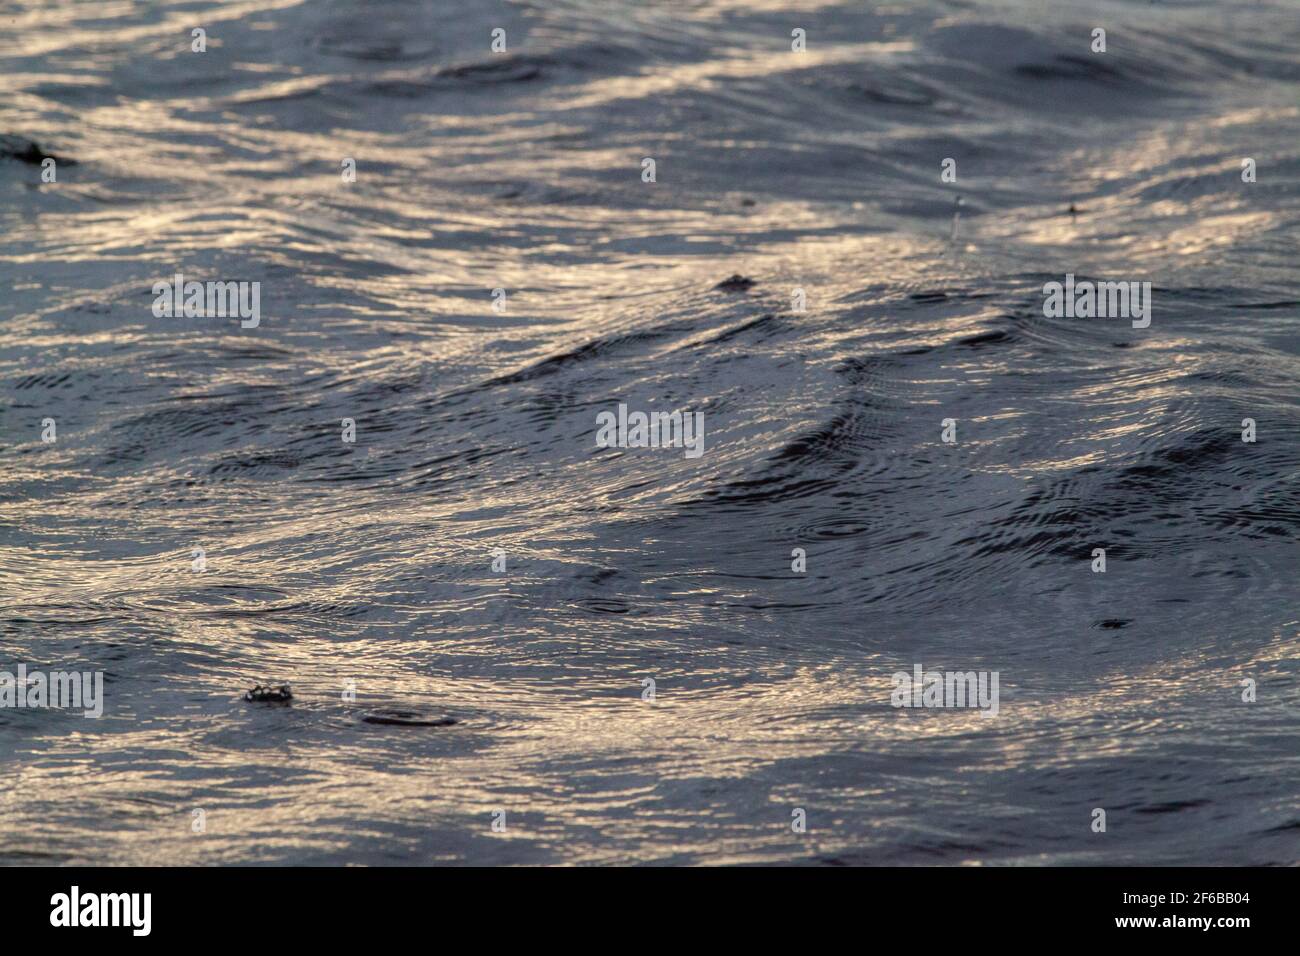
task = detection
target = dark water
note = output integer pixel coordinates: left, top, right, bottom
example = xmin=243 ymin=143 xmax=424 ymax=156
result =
xmin=0 ymin=0 xmax=1297 ymax=865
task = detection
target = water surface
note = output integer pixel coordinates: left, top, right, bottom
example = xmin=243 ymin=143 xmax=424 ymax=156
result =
xmin=0 ymin=0 xmax=1297 ymax=865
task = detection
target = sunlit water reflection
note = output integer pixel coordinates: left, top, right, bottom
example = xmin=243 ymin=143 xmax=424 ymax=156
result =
xmin=0 ymin=0 xmax=1297 ymax=864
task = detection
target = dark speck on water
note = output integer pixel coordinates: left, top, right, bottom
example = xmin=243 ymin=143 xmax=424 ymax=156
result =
xmin=244 ymin=684 xmax=294 ymax=703
xmin=0 ymin=133 xmax=73 ymax=165
xmin=715 ymin=274 xmax=756 ymax=292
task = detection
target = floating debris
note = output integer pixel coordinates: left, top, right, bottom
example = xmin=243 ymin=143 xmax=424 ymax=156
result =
xmin=244 ymin=683 xmax=293 ymax=703
xmin=361 ymin=710 xmax=457 ymax=727
xmin=0 ymin=134 xmax=75 ymax=166
xmin=715 ymin=274 xmax=755 ymax=292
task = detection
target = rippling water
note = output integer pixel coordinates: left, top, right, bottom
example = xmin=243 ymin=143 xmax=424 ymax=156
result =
xmin=1 ymin=0 xmax=1297 ymax=865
